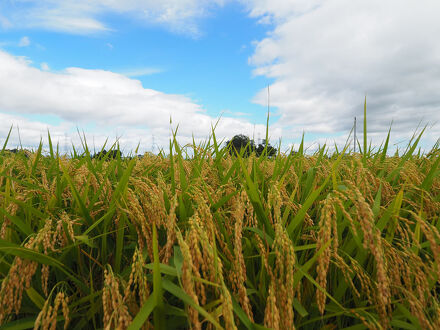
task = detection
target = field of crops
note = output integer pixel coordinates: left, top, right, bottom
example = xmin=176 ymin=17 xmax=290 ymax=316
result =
xmin=1 ymin=125 xmax=440 ymax=329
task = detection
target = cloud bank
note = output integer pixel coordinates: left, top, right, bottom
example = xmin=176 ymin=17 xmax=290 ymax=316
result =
xmin=247 ymin=0 xmax=440 ymax=147
xmin=0 ymin=50 xmax=273 ymax=153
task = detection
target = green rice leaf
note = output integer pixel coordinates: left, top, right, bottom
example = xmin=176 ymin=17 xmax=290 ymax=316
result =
xmin=128 ymin=294 xmax=156 ymax=330
xmin=162 ymin=279 xmax=223 ymax=329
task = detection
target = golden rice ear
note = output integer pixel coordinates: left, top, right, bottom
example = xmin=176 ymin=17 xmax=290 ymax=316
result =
xmin=102 ymin=267 xmax=132 ymax=329
xmin=34 ymin=291 xmax=69 ymax=330
xmin=176 ymin=229 xmax=201 ymax=329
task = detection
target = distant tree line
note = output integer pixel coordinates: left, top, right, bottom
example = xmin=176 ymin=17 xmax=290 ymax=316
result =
xmin=225 ymin=134 xmax=277 ymax=158
xmin=3 ymin=137 xmax=279 ymax=160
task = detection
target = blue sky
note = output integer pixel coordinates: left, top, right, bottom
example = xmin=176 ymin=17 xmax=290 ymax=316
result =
xmin=1 ymin=1 xmax=440 ymax=153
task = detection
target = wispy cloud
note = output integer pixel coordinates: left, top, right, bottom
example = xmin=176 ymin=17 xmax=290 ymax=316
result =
xmin=119 ymin=67 xmax=163 ymax=77
xmin=29 ymin=12 xmax=111 ymax=34
xmin=0 ymin=36 xmax=31 ymax=48
xmin=40 ymin=62 xmax=50 ymax=71
xmin=0 ymin=13 xmax=12 ymax=28
xmin=1 ymin=0 xmax=228 ymax=36
xmin=18 ymin=36 xmax=30 ymax=47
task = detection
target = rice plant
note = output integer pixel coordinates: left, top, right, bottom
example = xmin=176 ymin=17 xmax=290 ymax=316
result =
xmin=0 ymin=117 xmax=439 ymax=329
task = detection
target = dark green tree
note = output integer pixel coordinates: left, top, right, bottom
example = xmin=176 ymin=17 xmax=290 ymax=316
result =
xmin=225 ymin=134 xmax=256 ymax=157
xmin=92 ymin=149 xmax=122 ymax=160
xmin=256 ymin=139 xmax=277 ymax=158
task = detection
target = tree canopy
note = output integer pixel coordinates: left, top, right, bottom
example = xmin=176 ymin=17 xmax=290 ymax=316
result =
xmin=225 ymin=135 xmax=277 ymax=158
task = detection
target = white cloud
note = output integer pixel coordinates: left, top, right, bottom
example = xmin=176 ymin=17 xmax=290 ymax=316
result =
xmin=0 ymin=49 xmax=275 ymax=153
xmin=0 ymin=113 xmax=71 ymax=151
xmin=18 ymin=36 xmax=30 ymax=47
xmin=247 ymin=0 xmax=440 ymax=148
xmin=243 ymin=0 xmax=321 ymax=23
xmin=2 ymin=0 xmax=228 ymax=36
xmin=33 ymin=14 xmax=111 ymax=34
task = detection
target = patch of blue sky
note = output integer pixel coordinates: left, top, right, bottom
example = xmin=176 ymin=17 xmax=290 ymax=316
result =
xmin=17 ymin=113 xmax=63 ymax=127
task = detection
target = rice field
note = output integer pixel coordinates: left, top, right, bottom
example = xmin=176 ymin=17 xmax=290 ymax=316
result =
xmin=0 ymin=121 xmax=440 ymax=329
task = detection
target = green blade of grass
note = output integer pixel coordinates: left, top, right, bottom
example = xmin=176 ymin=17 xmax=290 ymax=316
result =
xmin=244 ymin=227 xmax=274 ymax=246
xmin=0 ymin=239 xmax=88 ymax=293
xmin=363 ymin=96 xmax=367 ymax=165
xmin=386 ymin=126 xmax=426 ymax=182
xmin=385 ymin=187 xmax=404 ymax=242
xmin=238 ymin=156 xmax=275 ymax=238
xmin=162 ymin=279 xmax=223 ymax=329
xmin=128 ymin=294 xmax=156 ymax=330
xmin=114 ymin=212 xmax=126 ymax=273
xmin=293 ymin=240 xmax=331 ymax=287
xmin=30 ymin=139 xmax=43 ymax=177
xmin=376 ymin=187 xmax=404 ymax=233
xmin=287 ymin=144 xmax=349 ymax=238
xmin=296 ymin=265 xmax=346 ymax=312
xmin=380 ymin=123 xmax=392 ymax=162
xmin=372 ymin=184 xmax=382 ymax=219
xmin=47 ymin=130 xmax=54 ymax=159
xmin=25 ymin=287 xmax=45 ymax=309
xmin=0 ymin=317 xmax=38 ymax=330
xmin=230 ymin=294 xmax=270 ymax=330
xmin=0 ymin=125 xmax=13 ymax=155
xmin=152 ymin=223 xmax=165 ymax=329
xmin=293 ymin=298 xmax=309 ymax=318
xmin=0 ymin=192 xmax=45 ymax=220
xmin=58 ymin=160 xmax=94 ymax=227
xmin=287 ymin=176 xmax=329 ymax=238
xmin=421 ymin=154 xmax=440 ymax=191
xmin=0 ymin=207 xmax=32 ymax=236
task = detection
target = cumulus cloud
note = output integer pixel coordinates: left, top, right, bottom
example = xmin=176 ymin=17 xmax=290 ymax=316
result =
xmin=1 ymin=0 xmax=227 ymax=36
xmin=0 ymin=50 xmax=274 ymax=153
xmin=247 ymin=0 xmax=440 ymax=148
xmin=0 ymin=113 xmax=71 ymax=150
